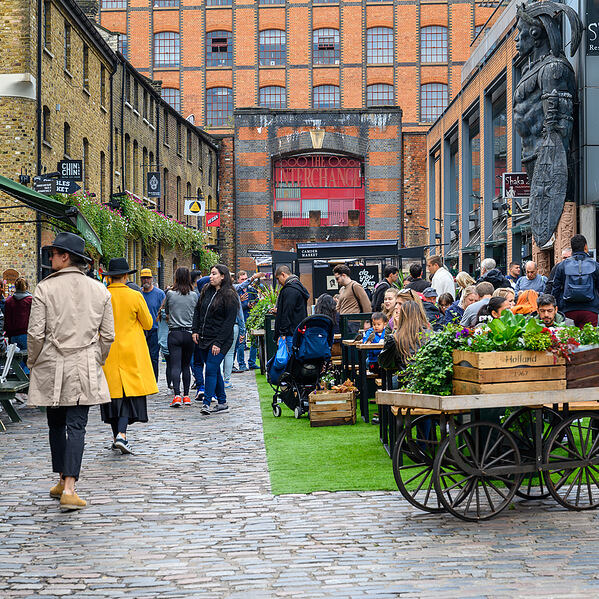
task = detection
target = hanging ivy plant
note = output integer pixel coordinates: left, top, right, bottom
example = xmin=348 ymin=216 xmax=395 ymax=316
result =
xmin=54 ymin=191 xmax=219 ymax=267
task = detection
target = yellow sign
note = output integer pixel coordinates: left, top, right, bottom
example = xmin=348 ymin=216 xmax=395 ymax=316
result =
xmin=184 ymin=199 xmax=205 ymax=216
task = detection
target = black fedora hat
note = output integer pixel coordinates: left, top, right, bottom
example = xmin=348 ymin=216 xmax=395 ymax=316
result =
xmin=103 ymin=258 xmax=137 ymax=277
xmin=42 ymin=232 xmax=91 ymax=262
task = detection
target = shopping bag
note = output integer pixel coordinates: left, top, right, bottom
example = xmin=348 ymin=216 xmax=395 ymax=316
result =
xmin=274 ymin=336 xmax=290 ymax=369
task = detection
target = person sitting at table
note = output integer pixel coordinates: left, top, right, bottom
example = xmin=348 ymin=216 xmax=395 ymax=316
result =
xmin=512 ymin=289 xmax=539 ymax=317
xmin=474 ymin=296 xmax=510 ymax=326
xmin=362 ymin=312 xmax=387 ymax=372
xmin=382 ymin=288 xmax=399 ymax=328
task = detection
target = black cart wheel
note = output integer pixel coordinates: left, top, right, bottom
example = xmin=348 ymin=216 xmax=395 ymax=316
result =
xmin=543 ymin=411 xmax=599 ymax=511
xmin=392 ymin=415 xmax=445 ymax=513
xmin=272 ymin=404 xmax=282 ymax=418
xmin=433 ymin=421 xmax=522 ymax=522
xmin=503 ymin=407 xmax=562 ymax=500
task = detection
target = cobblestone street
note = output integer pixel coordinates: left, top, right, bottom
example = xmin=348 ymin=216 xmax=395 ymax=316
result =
xmin=2 ymin=369 xmax=599 ymax=598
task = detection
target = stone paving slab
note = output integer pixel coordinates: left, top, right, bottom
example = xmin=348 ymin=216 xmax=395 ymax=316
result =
xmin=2 ymin=365 xmax=599 ymax=598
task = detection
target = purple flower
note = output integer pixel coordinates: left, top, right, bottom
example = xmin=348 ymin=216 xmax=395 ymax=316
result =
xmin=455 ymin=328 xmax=470 ymax=339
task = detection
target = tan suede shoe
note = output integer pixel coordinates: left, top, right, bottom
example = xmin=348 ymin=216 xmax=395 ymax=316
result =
xmin=60 ymin=492 xmax=87 ymax=511
xmin=49 ymin=482 xmax=64 ymax=499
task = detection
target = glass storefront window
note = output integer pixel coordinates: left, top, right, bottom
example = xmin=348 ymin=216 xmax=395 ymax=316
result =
xmin=492 ymin=93 xmax=507 ymax=199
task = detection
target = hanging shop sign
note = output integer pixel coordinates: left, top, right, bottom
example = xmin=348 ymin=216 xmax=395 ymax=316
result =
xmin=184 ymin=199 xmax=205 ymax=216
xmin=33 ymin=178 xmax=81 ymax=195
xmin=502 ymin=172 xmax=530 ymax=199
xmin=57 ymin=160 xmax=82 ymax=181
xmin=147 ymin=172 xmax=161 ymax=198
xmin=274 ymin=155 xmax=363 ymax=189
xmin=206 ymin=212 xmax=220 ymax=227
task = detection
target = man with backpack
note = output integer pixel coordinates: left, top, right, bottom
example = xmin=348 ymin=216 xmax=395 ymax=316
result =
xmin=552 ymin=234 xmax=599 ymax=327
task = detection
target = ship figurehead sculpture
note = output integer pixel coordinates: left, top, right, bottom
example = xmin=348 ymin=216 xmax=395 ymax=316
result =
xmin=513 ymin=1 xmax=583 ymax=247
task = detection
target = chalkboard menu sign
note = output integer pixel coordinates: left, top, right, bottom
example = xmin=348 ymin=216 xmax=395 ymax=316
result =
xmin=312 ymin=265 xmax=379 ymax=301
xmin=587 ymin=0 xmax=599 ymax=55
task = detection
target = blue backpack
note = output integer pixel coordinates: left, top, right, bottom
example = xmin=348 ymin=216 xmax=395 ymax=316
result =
xmin=563 ymin=256 xmax=596 ymax=303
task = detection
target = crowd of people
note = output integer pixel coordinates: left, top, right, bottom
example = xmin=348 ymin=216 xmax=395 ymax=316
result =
xmin=4 ymin=229 xmax=599 ymax=512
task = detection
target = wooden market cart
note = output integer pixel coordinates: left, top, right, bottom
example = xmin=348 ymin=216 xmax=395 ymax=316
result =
xmin=376 ymin=352 xmax=599 ymax=522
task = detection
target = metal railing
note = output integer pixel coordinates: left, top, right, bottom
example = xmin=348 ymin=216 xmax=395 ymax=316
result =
xmin=279 ymin=210 xmax=365 ymax=227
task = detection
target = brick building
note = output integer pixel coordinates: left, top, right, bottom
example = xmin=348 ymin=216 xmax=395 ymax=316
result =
xmin=426 ymin=0 xmax=596 ymax=278
xmin=98 ymin=0 xmax=500 ymax=270
xmin=0 ymin=0 xmax=218 ymax=288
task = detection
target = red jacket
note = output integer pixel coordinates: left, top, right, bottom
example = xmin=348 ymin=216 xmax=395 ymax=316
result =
xmin=3 ymin=293 xmax=32 ymax=338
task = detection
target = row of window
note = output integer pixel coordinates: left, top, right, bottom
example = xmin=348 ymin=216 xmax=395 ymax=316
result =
xmin=102 ymin=0 xmax=395 ymax=7
xmin=202 ymin=82 xmax=446 ymax=125
xmin=152 ymin=26 xmax=449 ymax=68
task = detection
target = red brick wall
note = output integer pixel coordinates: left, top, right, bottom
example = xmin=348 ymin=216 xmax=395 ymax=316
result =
xmin=403 ymin=133 xmax=428 ymax=248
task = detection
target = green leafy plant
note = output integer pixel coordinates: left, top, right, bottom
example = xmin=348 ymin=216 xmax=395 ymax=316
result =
xmin=401 ymin=324 xmax=464 ymax=396
xmin=53 ymin=191 xmax=218 ymax=266
xmin=246 ymin=282 xmax=279 ymax=342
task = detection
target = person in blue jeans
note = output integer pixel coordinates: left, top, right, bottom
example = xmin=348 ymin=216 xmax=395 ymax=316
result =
xmin=234 ymin=271 xmax=259 ymax=372
xmin=140 ymin=268 xmax=165 ymax=381
xmin=192 ymin=265 xmax=238 ymax=415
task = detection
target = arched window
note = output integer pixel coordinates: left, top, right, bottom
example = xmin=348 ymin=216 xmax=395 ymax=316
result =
xmin=367 ymin=27 xmax=393 ymax=64
xmin=162 ymin=87 xmax=181 ymax=112
xmin=154 ymin=32 xmax=180 ymax=68
xmin=313 ymin=85 xmax=340 ymax=109
xmin=313 ymin=29 xmax=339 ymax=65
xmin=259 ymin=30 xmax=286 ymax=65
xmin=259 ymin=86 xmax=286 ymax=108
xmin=420 ymin=83 xmax=448 ymax=122
xmin=206 ymin=87 xmax=233 ymax=127
xmin=206 ymin=31 xmax=232 ymax=67
xmin=421 ymin=26 xmax=448 ymax=63
xmin=366 ymin=84 xmax=394 ymax=107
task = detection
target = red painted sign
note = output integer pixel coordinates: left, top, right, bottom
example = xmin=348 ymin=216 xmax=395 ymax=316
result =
xmin=206 ymin=212 xmax=220 ymax=227
xmin=274 ymin=155 xmax=363 ymax=189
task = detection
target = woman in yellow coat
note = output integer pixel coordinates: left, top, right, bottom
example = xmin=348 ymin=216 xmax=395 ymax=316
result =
xmin=101 ymin=258 xmax=159 ymax=454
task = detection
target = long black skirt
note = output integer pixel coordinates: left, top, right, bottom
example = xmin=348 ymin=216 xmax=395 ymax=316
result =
xmin=100 ymin=395 xmax=148 ymax=425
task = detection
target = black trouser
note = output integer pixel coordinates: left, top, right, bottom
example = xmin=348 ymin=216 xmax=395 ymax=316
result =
xmin=167 ymin=329 xmax=194 ymax=396
xmin=46 ymin=405 xmax=90 ymax=481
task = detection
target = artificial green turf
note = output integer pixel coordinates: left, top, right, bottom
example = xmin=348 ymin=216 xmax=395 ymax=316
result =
xmin=256 ymin=373 xmax=397 ymax=495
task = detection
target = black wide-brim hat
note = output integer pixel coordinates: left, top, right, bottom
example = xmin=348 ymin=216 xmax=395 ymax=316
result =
xmin=42 ymin=232 xmax=92 ymax=263
xmin=103 ymin=257 xmax=137 ymax=277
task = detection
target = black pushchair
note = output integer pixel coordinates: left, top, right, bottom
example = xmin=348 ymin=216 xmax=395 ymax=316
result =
xmin=269 ymin=314 xmax=334 ymax=419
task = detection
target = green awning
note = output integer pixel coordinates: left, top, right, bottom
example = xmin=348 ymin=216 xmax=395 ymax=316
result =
xmin=0 ymin=174 xmax=102 ymax=253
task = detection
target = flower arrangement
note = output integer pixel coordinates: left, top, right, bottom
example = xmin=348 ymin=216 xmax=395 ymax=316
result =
xmin=245 ymin=281 xmax=279 ymax=343
xmin=53 ymin=190 xmax=218 ymax=267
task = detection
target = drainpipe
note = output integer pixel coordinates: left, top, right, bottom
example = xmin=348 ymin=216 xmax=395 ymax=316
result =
xmin=36 ymin=0 xmax=43 ymax=281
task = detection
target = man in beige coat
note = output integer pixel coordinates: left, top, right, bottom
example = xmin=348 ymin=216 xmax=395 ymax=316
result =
xmin=27 ymin=233 xmax=115 ymax=511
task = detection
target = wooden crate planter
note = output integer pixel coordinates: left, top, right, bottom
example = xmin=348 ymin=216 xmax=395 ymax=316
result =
xmin=452 ymin=350 xmax=566 ymax=395
xmin=309 ymin=390 xmax=356 ymax=427
xmin=567 ymin=346 xmax=599 ymax=389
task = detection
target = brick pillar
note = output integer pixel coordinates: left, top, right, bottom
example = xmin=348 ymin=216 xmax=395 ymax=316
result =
xmin=218 ymin=135 xmax=236 ymax=268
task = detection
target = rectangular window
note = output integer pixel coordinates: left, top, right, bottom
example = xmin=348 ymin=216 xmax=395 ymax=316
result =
xmin=102 ymin=0 xmax=127 ymax=7
xmin=125 ymin=71 xmax=131 ymax=104
xmin=143 ymin=90 xmax=149 ymax=119
xmin=207 ymin=0 xmax=232 ymax=5
xmin=118 ymin=33 xmax=128 ymax=58
xmin=43 ymin=2 xmax=51 ymax=51
xmin=100 ymin=65 xmax=106 ymax=107
xmin=492 ymin=94 xmax=507 ymax=200
xmin=83 ymin=139 xmax=90 ymax=189
xmin=469 ymin=123 xmax=480 ymax=213
xmin=176 ymin=122 xmax=182 ymax=154
xmin=259 ymin=0 xmax=284 ymax=3
xmin=187 ymin=129 xmax=192 ymax=161
xmin=83 ymin=45 xmax=89 ymax=90
xmin=154 ymin=0 xmax=179 ymax=6
xmin=100 ymin=151 xmax=106 ymax=201
xmin=64 ymin=122 xmax=71 ymax=158
xmin=64 ymin=23 xmax=71 ymax=72
xmin=43 ymin=106 xmax=50 ymax=143
xmin=134 ymin=81 xmax=139 ymax=110
xmin=163 ymin=108 xmax=169 ymax=144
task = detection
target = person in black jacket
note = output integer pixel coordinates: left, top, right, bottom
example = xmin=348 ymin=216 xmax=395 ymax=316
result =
xmin=273 ymin=265 xmax=310 ymax=352
xmin=475 ymin=258 xmax=512 ymax=290
xmin=371 ymin=265 xmax=399 ymax=312
xmin=421 ymin=287 xmax=444 ymax=332
xmin=192 ymin=264 xmax=239 ymax=415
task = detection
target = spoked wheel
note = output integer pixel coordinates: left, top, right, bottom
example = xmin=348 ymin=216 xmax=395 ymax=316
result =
xmin=503 ymin=407 xmax=562 ymax=500
xmin=433 ymin=421 xmax=522 ymax=522
xmin=543 ymin=412 xmax=599 ymax=510
xmin=392 ymin=415 xmax=446 ymax=513
xmin=272 ymin=404 xmax=282 ymax=417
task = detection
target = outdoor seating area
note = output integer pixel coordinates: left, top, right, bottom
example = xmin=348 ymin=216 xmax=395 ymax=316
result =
xmin=0 ymin=345 xmax=28 ymax=430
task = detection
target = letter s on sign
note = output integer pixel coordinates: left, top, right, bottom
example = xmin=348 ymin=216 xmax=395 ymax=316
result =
xmin=590 ymin=23 xmax=598 ymax=42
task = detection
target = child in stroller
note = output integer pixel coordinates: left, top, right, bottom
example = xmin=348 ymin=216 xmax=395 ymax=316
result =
xmin=268 ymin=314 xmax=334 ymax=419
